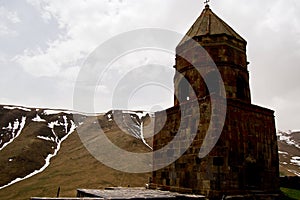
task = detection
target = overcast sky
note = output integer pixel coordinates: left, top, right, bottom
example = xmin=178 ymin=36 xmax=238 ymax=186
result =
xmin=0 ymin=0 xmax=299 ymax=131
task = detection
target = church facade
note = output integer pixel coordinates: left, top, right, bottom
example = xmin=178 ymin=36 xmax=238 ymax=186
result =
xmin=152 ymin=5 xmax=279 ymax=198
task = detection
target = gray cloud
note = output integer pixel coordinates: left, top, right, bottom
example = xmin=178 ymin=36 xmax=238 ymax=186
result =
xmin=0 ymin=0 xmax=299 ymax=130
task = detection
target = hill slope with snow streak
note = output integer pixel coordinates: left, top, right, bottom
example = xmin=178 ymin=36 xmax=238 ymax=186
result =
xmin=277 ymin=130 xmax=300 ymax=176
xmin=0 ymin=105 xmax=84 ymax=189
xmin=0 ymin=106 xmax=151 ymax=200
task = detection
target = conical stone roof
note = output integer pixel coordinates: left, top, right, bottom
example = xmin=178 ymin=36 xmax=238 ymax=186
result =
xmin=178 ymin=5 xmax=246 ymax=47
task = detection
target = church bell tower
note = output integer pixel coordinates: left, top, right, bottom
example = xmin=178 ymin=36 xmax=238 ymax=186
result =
xmin=152 ymin=4 xmax=279 ymax=199
xmin=174 ymin=4 xmax=251 ymax=106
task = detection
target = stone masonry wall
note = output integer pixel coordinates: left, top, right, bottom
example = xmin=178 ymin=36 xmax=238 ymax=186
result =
xmin=152 ymin=98 xmax=279 ymax=198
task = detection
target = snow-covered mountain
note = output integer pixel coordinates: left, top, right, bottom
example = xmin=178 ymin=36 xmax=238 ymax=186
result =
xmin=277 ymin=130 xmax=300 ymax=176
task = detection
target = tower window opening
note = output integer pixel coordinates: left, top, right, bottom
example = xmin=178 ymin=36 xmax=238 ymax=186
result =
xmin=178 ymin=78 xmax=190 ymax=102
xmin=237 ymin=76 xmax=247 ymax=100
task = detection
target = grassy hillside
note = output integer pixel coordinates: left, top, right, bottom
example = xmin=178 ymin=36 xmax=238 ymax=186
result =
xmin=0 ymin=115 xmax=151 ymax=200
xmin=281 ymin=187 xmax=300 ymax=200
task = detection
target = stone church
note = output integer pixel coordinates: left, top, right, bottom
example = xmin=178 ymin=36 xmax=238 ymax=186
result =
xmin=152 ymin=4 xmax=279 ymax=199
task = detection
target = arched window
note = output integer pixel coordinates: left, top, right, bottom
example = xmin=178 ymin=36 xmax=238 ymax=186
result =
xmin=178 ymin=78 xmax=190 ymax=101
xmin=237 ymin=76 xmax=247 ymax=100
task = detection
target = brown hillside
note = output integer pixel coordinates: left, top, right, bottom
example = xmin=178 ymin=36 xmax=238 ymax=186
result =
xmin=278 ymin=140 xmax=300 ymax=176
xmin=0 ymin=116 xmax=151 ymax=200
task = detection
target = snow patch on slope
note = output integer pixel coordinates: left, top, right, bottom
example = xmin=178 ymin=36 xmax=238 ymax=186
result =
xmin=37 ymin=135 xmax=54 ymax=142
xmin=140 ymin=121 xmax=152 ymax=150
xmin=48 ymin=121 xmax=60 ymax=129
xmin=291 ymin=156 xmax=300 ymax=167
xmin=121 ymin=110 xmax=152 ymax=150
xmin=3 ymin=106 xmax=31 ymax=112
xmin=0 ymin=117 xmax=26 ymax=151
xmin=32 ymin=114 xmax=46 ymax=122
xmin=277 ymin=131 xmax=300 ymax=149
xmin=287 ymin=169 xmax=300 ymax=177
xmin=43 ymin=109 xmax=90 ymax=115
xmin=278 ymin=151 xmax=288 ymax=155
xmin=43 ymin=109 xmax=67 ymax=115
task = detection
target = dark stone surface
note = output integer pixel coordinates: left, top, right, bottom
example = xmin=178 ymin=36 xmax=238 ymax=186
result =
xmin=152 ymin=4 xmax=279 ymax=199
xmin=76 ymin=188 xmax=206 ymax=199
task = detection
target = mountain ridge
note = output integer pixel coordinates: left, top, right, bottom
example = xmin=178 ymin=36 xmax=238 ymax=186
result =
xmin=0 ymin=104 xmax=152 ymax=200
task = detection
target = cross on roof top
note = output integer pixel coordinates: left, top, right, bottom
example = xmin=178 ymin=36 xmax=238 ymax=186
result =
xmin=204 ymin=0 xmax=210 ymax=5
